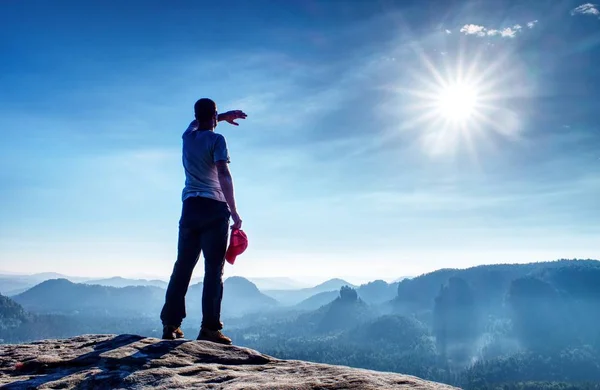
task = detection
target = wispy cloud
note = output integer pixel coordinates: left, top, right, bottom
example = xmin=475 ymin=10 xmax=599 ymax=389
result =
xmin=460 ymin=23 xmax=530 ymax=38
xmin=460 ymin=24 xmax=486 ymax=37
xmin=571 ymin=3 xmax=600 ymax=17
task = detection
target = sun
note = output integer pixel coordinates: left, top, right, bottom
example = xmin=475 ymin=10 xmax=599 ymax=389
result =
xmin=436 ymin=83 xmax=479 ymax=122
xmin=393 ymin=50 xmax=522 ymax=158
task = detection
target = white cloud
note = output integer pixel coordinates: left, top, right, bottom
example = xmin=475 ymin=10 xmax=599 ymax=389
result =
xmin=527 ymin=20 xmax=539 ymax=28
xmin=500 ymin=27 xmax=519 ymax=38
xmin=445 ymin=29 xmax=452 ymax=34
xmin=460 ymin=24 xmax=486 ymax=37
xmin=460 ymin=23 xmax=528 ymax=38
xmin=571 ymin=3 xmax=600 ymax=16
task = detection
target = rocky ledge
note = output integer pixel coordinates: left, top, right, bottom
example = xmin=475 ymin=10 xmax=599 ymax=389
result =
xmin=0 ymin=334 xmax=458 ymax=389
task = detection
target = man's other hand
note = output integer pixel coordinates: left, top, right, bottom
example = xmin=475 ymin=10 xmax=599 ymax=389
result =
xmin=231 ymin=211 xmax=243 ymax=230
xmin=219 ymin=110 xmax=247 ymax=126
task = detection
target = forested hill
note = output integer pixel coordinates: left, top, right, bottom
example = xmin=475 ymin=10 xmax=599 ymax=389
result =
xmin=395 ymin=259 xmax=600 ymax=309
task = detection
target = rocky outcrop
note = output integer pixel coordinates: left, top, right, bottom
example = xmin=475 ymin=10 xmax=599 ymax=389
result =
xmin=0 ymin=334 xmax=458 ymax=389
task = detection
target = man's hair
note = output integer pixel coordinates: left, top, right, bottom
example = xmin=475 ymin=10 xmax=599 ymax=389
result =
xmin=194 ymin=98 xmax=217 ymax=122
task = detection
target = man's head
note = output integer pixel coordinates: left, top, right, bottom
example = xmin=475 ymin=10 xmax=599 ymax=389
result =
xmin=194 ymin=98 xmax=218 ymax=129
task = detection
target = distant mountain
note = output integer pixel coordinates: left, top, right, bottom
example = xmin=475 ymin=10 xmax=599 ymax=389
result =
xmin=314 ymin=278 xmax=357 ymax=292
xmin=11 ymin=276 xmax=276 ymax=321
xmin=297 ymin=286 xmax=375 ymax=334
xmin=12 ymin=279 xmax=164 ymax=317
xmin=0 ymin=273 xmax=90 ymax=295
xmin=394 ymin=259 xmax=600 ymax=318
xmin=246 ymin=277 xmax=308 ymax=290
xmin=0 ymin=279 xmax=33 ymax=296
xmin=282 ymin=279 xmax=399 ymax=309
xmin=224 ymin=277 xmax=279 ymax=315
xmin=295 ymin=290 xmax=339 ymax=311
xmin=0 ymin=272 xmax=90 ymax=283
xmin=264 ymin=278 xmax=356 ymax=306
xmin=85 ymin=277 xmax=168 ymax=289
xmin=184 ymin=277 xmax=278 ymax=318
xmin=357 ymin=280 xmax=400 ymax=304
xmin=26 ymin=272 xmax=71 ymax=281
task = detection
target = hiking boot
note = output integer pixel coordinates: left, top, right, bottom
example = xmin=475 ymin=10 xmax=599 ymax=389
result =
xmin=197 ymin=328 xmax=232 ymax=345
xmin=162 ymin=325 xmax=185 ymax=340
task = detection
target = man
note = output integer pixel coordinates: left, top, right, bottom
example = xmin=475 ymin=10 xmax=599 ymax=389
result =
xmin=160 ymin=98 xmax=246 ymax=344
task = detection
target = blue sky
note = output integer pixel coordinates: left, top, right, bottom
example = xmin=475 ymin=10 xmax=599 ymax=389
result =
xmin=1 ymin=0 xmax=599 ymax=284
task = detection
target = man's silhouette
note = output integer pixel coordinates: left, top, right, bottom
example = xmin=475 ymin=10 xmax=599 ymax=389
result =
xmin=160 ymin=98 xmax=246 ymax=344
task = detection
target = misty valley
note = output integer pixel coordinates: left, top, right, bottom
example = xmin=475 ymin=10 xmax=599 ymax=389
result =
xmin=1 ymin=259 xmax=600 ymax=390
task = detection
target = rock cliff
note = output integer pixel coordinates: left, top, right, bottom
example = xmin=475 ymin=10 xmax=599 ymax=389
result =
xmin=0 ymin=334 xmax=458 ymax=389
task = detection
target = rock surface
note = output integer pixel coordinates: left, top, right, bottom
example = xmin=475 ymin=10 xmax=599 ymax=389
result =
xmin=0 ymin=334 xmax=458 ymax=389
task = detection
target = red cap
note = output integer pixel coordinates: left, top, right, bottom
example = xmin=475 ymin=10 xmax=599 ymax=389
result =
xmin=225 ymin=229 xmax=248 ymax=265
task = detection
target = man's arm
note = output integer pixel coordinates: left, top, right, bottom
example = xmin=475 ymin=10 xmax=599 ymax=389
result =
xmin=187 ymin=110 xmax=247 ymax=128
xmin=217 ymin=110 xmax=247 ymax=126
xmin=216 ymin=160 xmax=242 ymax=229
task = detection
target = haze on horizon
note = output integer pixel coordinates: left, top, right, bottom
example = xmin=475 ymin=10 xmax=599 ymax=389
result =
xmin=1 ymin=1 xmax=598 ymax=283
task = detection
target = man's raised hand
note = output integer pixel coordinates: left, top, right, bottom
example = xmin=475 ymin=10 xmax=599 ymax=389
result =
xmin=218 ymin=110 xmax=247 ymax=126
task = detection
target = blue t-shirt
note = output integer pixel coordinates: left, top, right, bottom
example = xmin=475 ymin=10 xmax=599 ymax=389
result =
xmin=181 ymin=121 xmax=230 ymax=203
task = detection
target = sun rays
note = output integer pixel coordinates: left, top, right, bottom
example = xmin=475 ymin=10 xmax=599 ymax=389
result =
xmin=396 ymin=43 xmax=523 ymax=159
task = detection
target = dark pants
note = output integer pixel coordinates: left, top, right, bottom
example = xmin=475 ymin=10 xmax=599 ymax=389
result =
xmin=160 ymin=196 xmax=230 ymax=331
